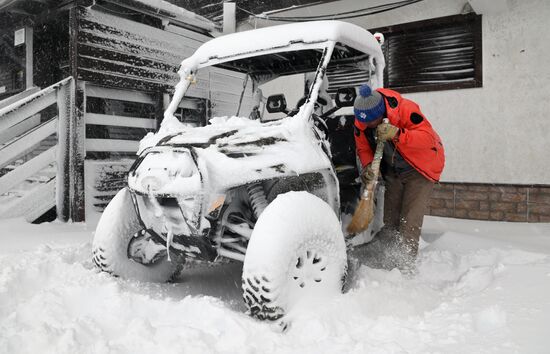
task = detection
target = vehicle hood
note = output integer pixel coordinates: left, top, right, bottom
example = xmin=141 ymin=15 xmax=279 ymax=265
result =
xmin=137 ymin=115 xmax=332 ymax=193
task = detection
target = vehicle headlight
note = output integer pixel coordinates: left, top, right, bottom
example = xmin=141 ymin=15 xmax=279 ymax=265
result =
xmin=131 ymin=149 xmax=198 ymax=194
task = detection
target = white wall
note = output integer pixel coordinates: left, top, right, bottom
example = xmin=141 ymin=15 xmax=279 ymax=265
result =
xmin=241 ymin=0 xmax=550 ymax=185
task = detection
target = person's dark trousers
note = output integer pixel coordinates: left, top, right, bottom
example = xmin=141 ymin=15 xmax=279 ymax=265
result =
xmin=382 ymin=168 xmax=434 ymax=262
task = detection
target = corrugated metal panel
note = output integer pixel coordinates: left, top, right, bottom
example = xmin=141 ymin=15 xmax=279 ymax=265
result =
xmin=377 ymin=14 xmax=482 ymax=93
xmin=326 ymin=67 xmax=371 ymax=94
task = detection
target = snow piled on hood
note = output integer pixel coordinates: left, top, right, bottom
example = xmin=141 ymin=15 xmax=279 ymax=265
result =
xmin=137 ymin=114 xmax=332 ymax=193
xmin=1 ymin=216 xmax=550 ymax=353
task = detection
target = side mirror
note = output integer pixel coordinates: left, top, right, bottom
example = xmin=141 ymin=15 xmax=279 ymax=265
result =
xmin=335 ymin=87 xmax=356 ymax=108
xmin=266 ymin=94 xmax=287 ymax=113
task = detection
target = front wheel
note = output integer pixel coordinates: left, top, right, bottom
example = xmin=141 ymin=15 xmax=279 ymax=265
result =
xmin=242 ymin=191 xmax=347 ymax=321
xmin=92 ymin=188 xmax=178 ymax=282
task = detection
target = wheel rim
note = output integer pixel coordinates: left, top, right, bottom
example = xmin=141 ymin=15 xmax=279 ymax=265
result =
xmin=291 ymin=249 xmax=328 ymax=289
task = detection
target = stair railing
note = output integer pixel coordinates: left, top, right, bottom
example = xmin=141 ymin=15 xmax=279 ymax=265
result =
xmin=0 ymin=77 xmax=74 ymax=222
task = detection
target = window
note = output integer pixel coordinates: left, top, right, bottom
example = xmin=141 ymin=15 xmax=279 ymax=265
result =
xmin=372 ymin=13 xmax=482 ymax=93
xmin=0 ymin=31 xmax=26 ymax=99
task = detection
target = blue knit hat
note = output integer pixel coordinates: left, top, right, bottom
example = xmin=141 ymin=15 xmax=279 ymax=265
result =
xmin=354 ymin=85 xmax=386 ymax=123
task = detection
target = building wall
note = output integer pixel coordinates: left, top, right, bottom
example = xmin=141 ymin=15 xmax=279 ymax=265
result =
xmin=244 ymin=0 xmax=550 ymax=186
xmin=429 ymin=183 xmax=550 ymax=222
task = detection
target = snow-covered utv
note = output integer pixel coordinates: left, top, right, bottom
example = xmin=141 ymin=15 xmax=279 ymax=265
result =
xmin=93 ymin=21 xmax=385 ymax=321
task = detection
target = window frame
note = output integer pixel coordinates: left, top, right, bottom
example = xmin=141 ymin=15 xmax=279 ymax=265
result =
xmin=371 ymin=13 xmax=483 ymax=93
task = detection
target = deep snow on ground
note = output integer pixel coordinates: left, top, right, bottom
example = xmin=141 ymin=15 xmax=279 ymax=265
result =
xmin=1 ymin=216 xmax=550 ymax=354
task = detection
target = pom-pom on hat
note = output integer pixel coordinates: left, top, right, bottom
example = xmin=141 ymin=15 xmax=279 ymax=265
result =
xmin=354 ymin=85 xmax=386 ymax=123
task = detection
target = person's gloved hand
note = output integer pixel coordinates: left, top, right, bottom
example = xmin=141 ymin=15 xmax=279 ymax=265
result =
xmin=377 ymin=122 xmax=399 ymax=141
xmin=361 ymin=164 xmax=376 ymax=185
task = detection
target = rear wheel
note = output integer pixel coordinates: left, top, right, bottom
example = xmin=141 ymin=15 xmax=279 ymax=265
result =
xmin=242 ymin=191 xmax=347 ymax=320
xmin=92 ymin=188 xmax=178 ymax=282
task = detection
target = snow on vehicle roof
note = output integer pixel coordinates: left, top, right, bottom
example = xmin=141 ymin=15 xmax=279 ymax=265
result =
xmin=188 ymin=20 xmax=384 ymax=68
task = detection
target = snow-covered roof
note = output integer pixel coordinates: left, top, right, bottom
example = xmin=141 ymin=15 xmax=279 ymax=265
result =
xmin=188 ymin=21 xmax=384 ymax=67
xmin=0 ymin=0 xmax=215 ymax=32
xmin=130 ymin=0 xmax=215 ymax=31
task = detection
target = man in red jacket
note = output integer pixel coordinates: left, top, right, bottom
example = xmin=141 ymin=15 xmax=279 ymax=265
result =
xmin=353 ymin=84 xmax=445 ymax=271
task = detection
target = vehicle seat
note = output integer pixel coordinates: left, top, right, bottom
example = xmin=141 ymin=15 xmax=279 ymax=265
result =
xmin=325 ymin=114 xmax=359 ymax=185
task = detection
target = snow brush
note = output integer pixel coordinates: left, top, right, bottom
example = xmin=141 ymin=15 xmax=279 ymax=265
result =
xmin=347 ymin=128 xmax=385 ymax=235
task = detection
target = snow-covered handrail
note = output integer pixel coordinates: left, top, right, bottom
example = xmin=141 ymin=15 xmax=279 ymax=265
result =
xmin=0 ymin=86 xmax=40 ymax=111
xmin=0 ymin=77 xmax=73 ymax=132
xmin=0 ymin=77 xmax=75 ymax=223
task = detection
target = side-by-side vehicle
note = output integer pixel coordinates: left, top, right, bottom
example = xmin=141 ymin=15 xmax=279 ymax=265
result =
xmin=93 ymin=20 xmax=385 ymax=321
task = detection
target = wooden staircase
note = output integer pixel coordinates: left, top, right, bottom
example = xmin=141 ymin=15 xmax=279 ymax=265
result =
xmin=0 ymin=78 xmax=73 ymax=222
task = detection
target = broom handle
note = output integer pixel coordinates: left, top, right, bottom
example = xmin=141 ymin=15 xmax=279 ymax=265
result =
xmin=362 ymin=118 xmax=388 ymax=198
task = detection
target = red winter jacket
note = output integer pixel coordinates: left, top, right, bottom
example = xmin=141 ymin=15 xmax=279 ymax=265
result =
xmin=354 ymin=88 xmax=445 ymax=182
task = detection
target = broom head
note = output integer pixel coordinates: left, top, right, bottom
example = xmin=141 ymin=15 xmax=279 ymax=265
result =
xmin=346 ymin=193 xmax=375 ymax=235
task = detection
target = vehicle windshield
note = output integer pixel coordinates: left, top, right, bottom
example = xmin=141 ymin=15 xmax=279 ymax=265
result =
xmin=173 ymin=44 xmax=375 ymax=125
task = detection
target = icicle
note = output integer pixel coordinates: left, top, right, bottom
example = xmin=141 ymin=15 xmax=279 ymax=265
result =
xmin=147 ymin=188 xmax=173 ymax=261
xmin=166 ymin=227 xmax=174 ymax=262
xmin=148 ymin=188 xmax=163 ymax=218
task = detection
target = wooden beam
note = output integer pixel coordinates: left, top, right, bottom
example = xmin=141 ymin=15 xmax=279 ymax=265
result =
xmin=56 ymin=78 xmax=73 ymax=222
xmin=86 ymin=84 xmax=155 ymax=104
xmin=0 ymin=114 xmax=40 ymax=145
xmin=25 ymin=25 xmax=33 ymax=89
xmin=86 ymin=138 xmax=140 ymax=152
xmin=1 ymin=178 xmax=56 ymax=221
xmin=0 ymin=118 xmax=57 ymax=168
xmin=85 ymin=113 xmax=156 ymax=129
xmin=0 ymin=88 xmax=56 ymax=132
xmin=0 ymin=145 xmax=56 ymax=196
xmin=68 ymin=6 xmax=86 ymax=222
